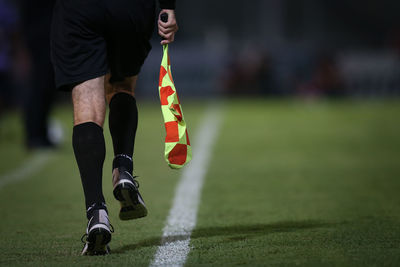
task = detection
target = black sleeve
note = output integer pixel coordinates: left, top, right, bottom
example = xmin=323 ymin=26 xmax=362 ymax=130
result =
xmin=159 ymin=0 xmax=176 ymax=10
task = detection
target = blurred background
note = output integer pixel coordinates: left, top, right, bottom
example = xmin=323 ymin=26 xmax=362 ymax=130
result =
xmin=1 ymin=0 xmax=400 ymax=148
xmin=140 ymin=0 xmax=400 ymax=98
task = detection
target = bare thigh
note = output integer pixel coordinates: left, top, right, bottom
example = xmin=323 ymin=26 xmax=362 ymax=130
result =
xmin=72 ymin=76 xmax=106 ymax=127
xmin=104 ymin=74 xmax=138 ymax=104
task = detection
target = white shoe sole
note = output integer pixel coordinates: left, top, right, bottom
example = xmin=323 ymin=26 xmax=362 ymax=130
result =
xmin=113 ymin=180 xmax=147 ymax=220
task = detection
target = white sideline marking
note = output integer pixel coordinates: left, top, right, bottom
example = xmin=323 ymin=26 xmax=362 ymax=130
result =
xmin=0 ymin=151 xmax=52 ymax=189
xmin=150 ymin=104 xmax=223 ymax=267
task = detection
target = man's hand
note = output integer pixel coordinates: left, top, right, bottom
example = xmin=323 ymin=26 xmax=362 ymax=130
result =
xmin=158 ymin=9 xmax=178 ymax=45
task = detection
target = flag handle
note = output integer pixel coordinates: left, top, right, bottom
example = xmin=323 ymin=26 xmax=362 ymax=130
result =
xmin=160 ymin=12 xmax=168 ymax=24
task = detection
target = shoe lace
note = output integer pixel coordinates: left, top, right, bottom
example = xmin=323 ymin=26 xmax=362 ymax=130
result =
xmin=132 ymin=176 xmax=139 ymax=188
xmin=81 ymin=233 xmax=88 ymax=244
xmin=126 ymin=171 xmax=140 ymax=188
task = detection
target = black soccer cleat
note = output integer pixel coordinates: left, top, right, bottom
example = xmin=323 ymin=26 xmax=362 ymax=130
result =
xmin=112 ymin=168 xmax=147 ymax=220
xmin=81 ymin=209 xmax=113 ymax=256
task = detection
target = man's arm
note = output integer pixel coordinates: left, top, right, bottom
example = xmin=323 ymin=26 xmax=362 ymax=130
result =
xmin=158 ymin=0 xmax=178 ymax=45
xmin=159 ymin=0 xmax=175 ymax=10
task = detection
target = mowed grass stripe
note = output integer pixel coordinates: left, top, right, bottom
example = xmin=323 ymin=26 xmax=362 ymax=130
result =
xmin=150 ymin=104 xmax=224 ymax=267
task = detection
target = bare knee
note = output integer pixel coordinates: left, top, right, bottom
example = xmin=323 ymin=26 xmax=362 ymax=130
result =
xmin=105 ymin=75 xmax=138 ymax=104
xmin=72 ymin=77 xmax=106 ymax=127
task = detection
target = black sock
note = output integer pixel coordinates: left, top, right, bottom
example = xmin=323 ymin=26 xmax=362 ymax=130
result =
xmin=113 ymin=154 xmax=133 ymax=174
xmin=72 ymin=122 xmax=106 ymax=218
xmin=109 ymin=93 xmax=138 ymax=172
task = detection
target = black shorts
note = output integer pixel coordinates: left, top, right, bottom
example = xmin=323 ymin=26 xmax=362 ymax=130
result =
xmin=51 ymin=0 xmax=156 ymax=91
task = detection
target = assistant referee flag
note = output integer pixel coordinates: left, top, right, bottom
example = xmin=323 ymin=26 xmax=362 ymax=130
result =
xmin=158 ymin=44 xmax=192 ymax=169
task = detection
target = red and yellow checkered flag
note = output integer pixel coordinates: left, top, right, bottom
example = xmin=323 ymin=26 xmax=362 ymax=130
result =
xmin=158 ymin=44 xmax=192 ymax=169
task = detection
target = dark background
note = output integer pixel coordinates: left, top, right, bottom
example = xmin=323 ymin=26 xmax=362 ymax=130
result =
xmin=138 ymin=0 xmax=400 ymax=98
xmin=1 ymin=0 xmax=400 ymax=110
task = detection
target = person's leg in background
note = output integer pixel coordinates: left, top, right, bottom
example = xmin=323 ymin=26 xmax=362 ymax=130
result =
xmin=105 ymin=74 xmax=147 ymax=220
xmin=20 ymin=0 xmax=56 ymax=149
xmin=24 ymin=47 xmax=55 ymax=148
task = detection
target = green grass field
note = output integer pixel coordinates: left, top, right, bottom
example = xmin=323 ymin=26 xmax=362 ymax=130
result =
xmin=0 ymin=98 xmax=399 ymax=266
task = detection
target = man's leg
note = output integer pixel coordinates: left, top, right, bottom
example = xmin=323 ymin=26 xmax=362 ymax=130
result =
xmin=72 ymin=76 xmax=113 ymax=255
xmin=105 ymin=74 xmax=138 ymax=174
xmin=105 ymin=74 xmax=147 ymax=220
xmin=72 ymin=76 xmax=107 ymax=217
